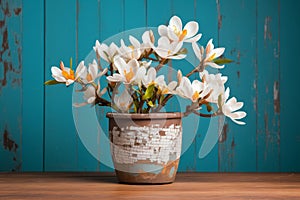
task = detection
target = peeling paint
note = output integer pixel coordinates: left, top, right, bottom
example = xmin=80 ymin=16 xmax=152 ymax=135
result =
xmin=264 ymin=113 xmax=270 ymax=138
xmin=3 ymin=128 xmax=18 ymax=153
xmin=264 ymin=16 xmax=272 ymax=41
xmin=273 ymin=81 xmax=280 ymax=113
xmin=216 ymin=0 xmax=222 ymax=31
xmin=236 ymin=50 xmax=241 ymax=65
xmin=0 ymin=20 xmax=4 ymax=29
xmin=231 ymin=137 xmax=235 ymax=149
xmin=13 ymin=8 xmax=21 ymax=16
xmin=219 ymin=123 xmax=228 ymax=143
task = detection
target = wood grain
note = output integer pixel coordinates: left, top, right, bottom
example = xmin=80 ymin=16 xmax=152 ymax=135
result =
xmin=0 ymin=173 xmax=299 ymax=199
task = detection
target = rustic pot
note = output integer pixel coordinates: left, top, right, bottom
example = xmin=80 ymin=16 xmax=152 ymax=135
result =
xmin=106 ymin=112 xmax=182 ymax=184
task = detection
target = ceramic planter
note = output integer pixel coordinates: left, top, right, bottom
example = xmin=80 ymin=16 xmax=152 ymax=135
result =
xmin=106 ymin=112 xmax=182 ymax=184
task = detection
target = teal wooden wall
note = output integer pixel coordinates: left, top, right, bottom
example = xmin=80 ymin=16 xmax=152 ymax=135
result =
xmin=1 ymin=0 xmax=300 ymax=172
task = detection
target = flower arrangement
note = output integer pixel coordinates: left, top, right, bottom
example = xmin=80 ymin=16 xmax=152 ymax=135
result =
xmin=45 ymin=16 xmax=246 ymax=125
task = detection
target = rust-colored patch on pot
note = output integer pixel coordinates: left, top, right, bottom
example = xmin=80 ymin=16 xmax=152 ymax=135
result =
xmin=115 ymin=159 xmax=180 ymax=184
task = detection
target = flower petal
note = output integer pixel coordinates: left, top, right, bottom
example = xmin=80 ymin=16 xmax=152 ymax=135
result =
xmin=206 ymin=62 xmax=225 ymax=69
xmin=169 ymin=16 xmax=182 ymax=32
xmin=192 ymin=42 xmax=202 ymax=60
xmin=113 ymin=56 xmax=127 ymax=75
xmin=231 ymin=118 xmax=246 ymax=125
xmin=158 ymin=25 xmax=168 ymax=37
xmin=183 ymin=21 xmax=199 ymax=38
xmin=184 ymin=33 xmax=202 ymax=43
xmin=129 ymin=35 xmax=140 ymax=48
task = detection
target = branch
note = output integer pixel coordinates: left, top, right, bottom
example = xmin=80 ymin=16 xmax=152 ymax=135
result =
xmin=191 ymin=110 xmax=220 ymax=118
xmin=155 ymin=58 xmax=167 ymax=72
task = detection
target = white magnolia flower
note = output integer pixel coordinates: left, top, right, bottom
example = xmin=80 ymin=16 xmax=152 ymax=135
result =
xmin=134 ymin=66 xmax=147 ymax=86
xmin=93 ymin=40 xmax=119 ymax=64
xmin=158 ymin=15 xmax=202 ymax=43
xmin=73 ymin=82 xmax=107 ymax=107
xmin=118 ymin=39 xmax=141 ymax=61
xmin=200 ymin=70 xmax=227 ymax=103
xmin=176 ymin=76 xmax=209 ymax=102
xmin=219 ymin=88 xmax=246 ymax=125
xmin=114 ymin=90 xmax=133 ymax=112
xmin=142 ymin=67 xmax=164 ymax=87
xmin=192 ymin=39 xmax=225 ymax=69
xmin=81 ymin=59 xmax=108 ymax=83
xmin=139 ymin=60 xmax=152 ymax=68
xmin=107 ymin=57 xmax=140 ymax=84
xmin=157 ymin=80 xmax=178 ymax=95
xmin=51 ymin=61 xmax=86 ymax=86
xmin=141 ymin=30 xmax=154 ymax=51
xmin=152 ymin=36 xmax=185 ymax=59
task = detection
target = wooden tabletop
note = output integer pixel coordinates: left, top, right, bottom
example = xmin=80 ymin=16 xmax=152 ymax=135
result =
xmin=0 ymin=173 xmax=299 ymax=200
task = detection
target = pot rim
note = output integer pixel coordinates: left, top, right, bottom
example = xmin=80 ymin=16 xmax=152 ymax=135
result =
xmin=106 ymin=112 xmax=182 ymax=119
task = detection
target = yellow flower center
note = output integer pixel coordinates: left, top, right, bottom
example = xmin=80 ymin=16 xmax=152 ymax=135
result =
xmin=172 ymin=26 xmax=187 ymax=41
xmin=178 ymin=29 xmax=187 ymax=41
xmin=60 ymin=62 xmax=75 ymax=80
xmin=124 ymin=67 xmax=134 ymax=83
xmin=162 ymin=88 xmax=169 ymax=95
xmin=192 ymin=91 xmax=199 ymax=101
xmin=86 ymin=73 xmax=93 ymax=82
xmin=206 ymin=53 xmax=216 ymax=62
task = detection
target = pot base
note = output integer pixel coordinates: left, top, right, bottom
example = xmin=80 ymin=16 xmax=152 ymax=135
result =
xmin=115 ymin=159 xmax=179 ymax=184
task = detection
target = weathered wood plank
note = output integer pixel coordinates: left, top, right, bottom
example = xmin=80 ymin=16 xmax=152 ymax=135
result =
xmin=44 ymin=0 xmax=78 ymax=171
xmin=170 ymin=0 xmax=200 ymax=172
xmin=76 ymin=0 xmax=101 ymax=171
xmin=256 ymin=0 xmax=280 ymax=172
xmin=0 ymin=173 xmax=299 ymax=199
xmin=22 ymin=0 xmax=44 ymax=171
xmin=280 ymin=1 xmax=300 ymax=172
xmin=0 ymin=0 xmax=22 ymax=171
xmin=97 ymin=0 xmax=125 ymax=171
xmin=218 ymin=0 xmax=257 ymax=171
xmin=194 ymin=0 xmax=219 ymax=172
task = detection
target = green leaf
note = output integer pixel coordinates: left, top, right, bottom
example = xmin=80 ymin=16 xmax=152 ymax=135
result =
xmin=178 ymin=48 xmax=188 ymax=55
xmin=148 ymin=101 xmax=155 ymax=107
xmin=142 ymin=84 xmax=155 ymax=100
xmin=133 ymin=100 xmax=139 ymax=113
xmin=213 ymin=58 xmax=233 ymax=65
xmin=44 ymin=79 xmax=64 ymax=85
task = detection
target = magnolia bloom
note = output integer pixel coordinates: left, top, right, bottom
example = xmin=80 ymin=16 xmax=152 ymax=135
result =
xmin=219 ymin=88 xmax=246 ymax=125
xmin=141 ymin=30 xmax=155 ymax=51
xmin=107 ymin=57 xmax=141 ymax=84
xmin=158 ymin=15 xmax=202 ymax=43
xmin=114 ymin=90 xmax=133 ymax=112
xmin=142 ymin=67 xmax=164 ymax=87
xmin=152 ymin=36 xmax=185 ymax=59
xmin=51 ymin=61 xmax=86 ymax=86
xmin=139 ymin=60 xmax=152 ymax=68
xmin=93 ymin=40 xmax=119 ymax=64
xmin=200 ymin=70 xmax=227 ymax=103
xmin=192 ymin=39 xmax=225 ymax=69
xmin=157 ymin=80 xmax=178 ymax=95
xmin=118 ymin=39 xmax=141 ymax=61
xmin=80 ymin=59 xmax=108 ymax=83
xmin=73 ymin=83 xmax=107 ymax=107
xmin=176 ymin=76 xmax=210 ymax=102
